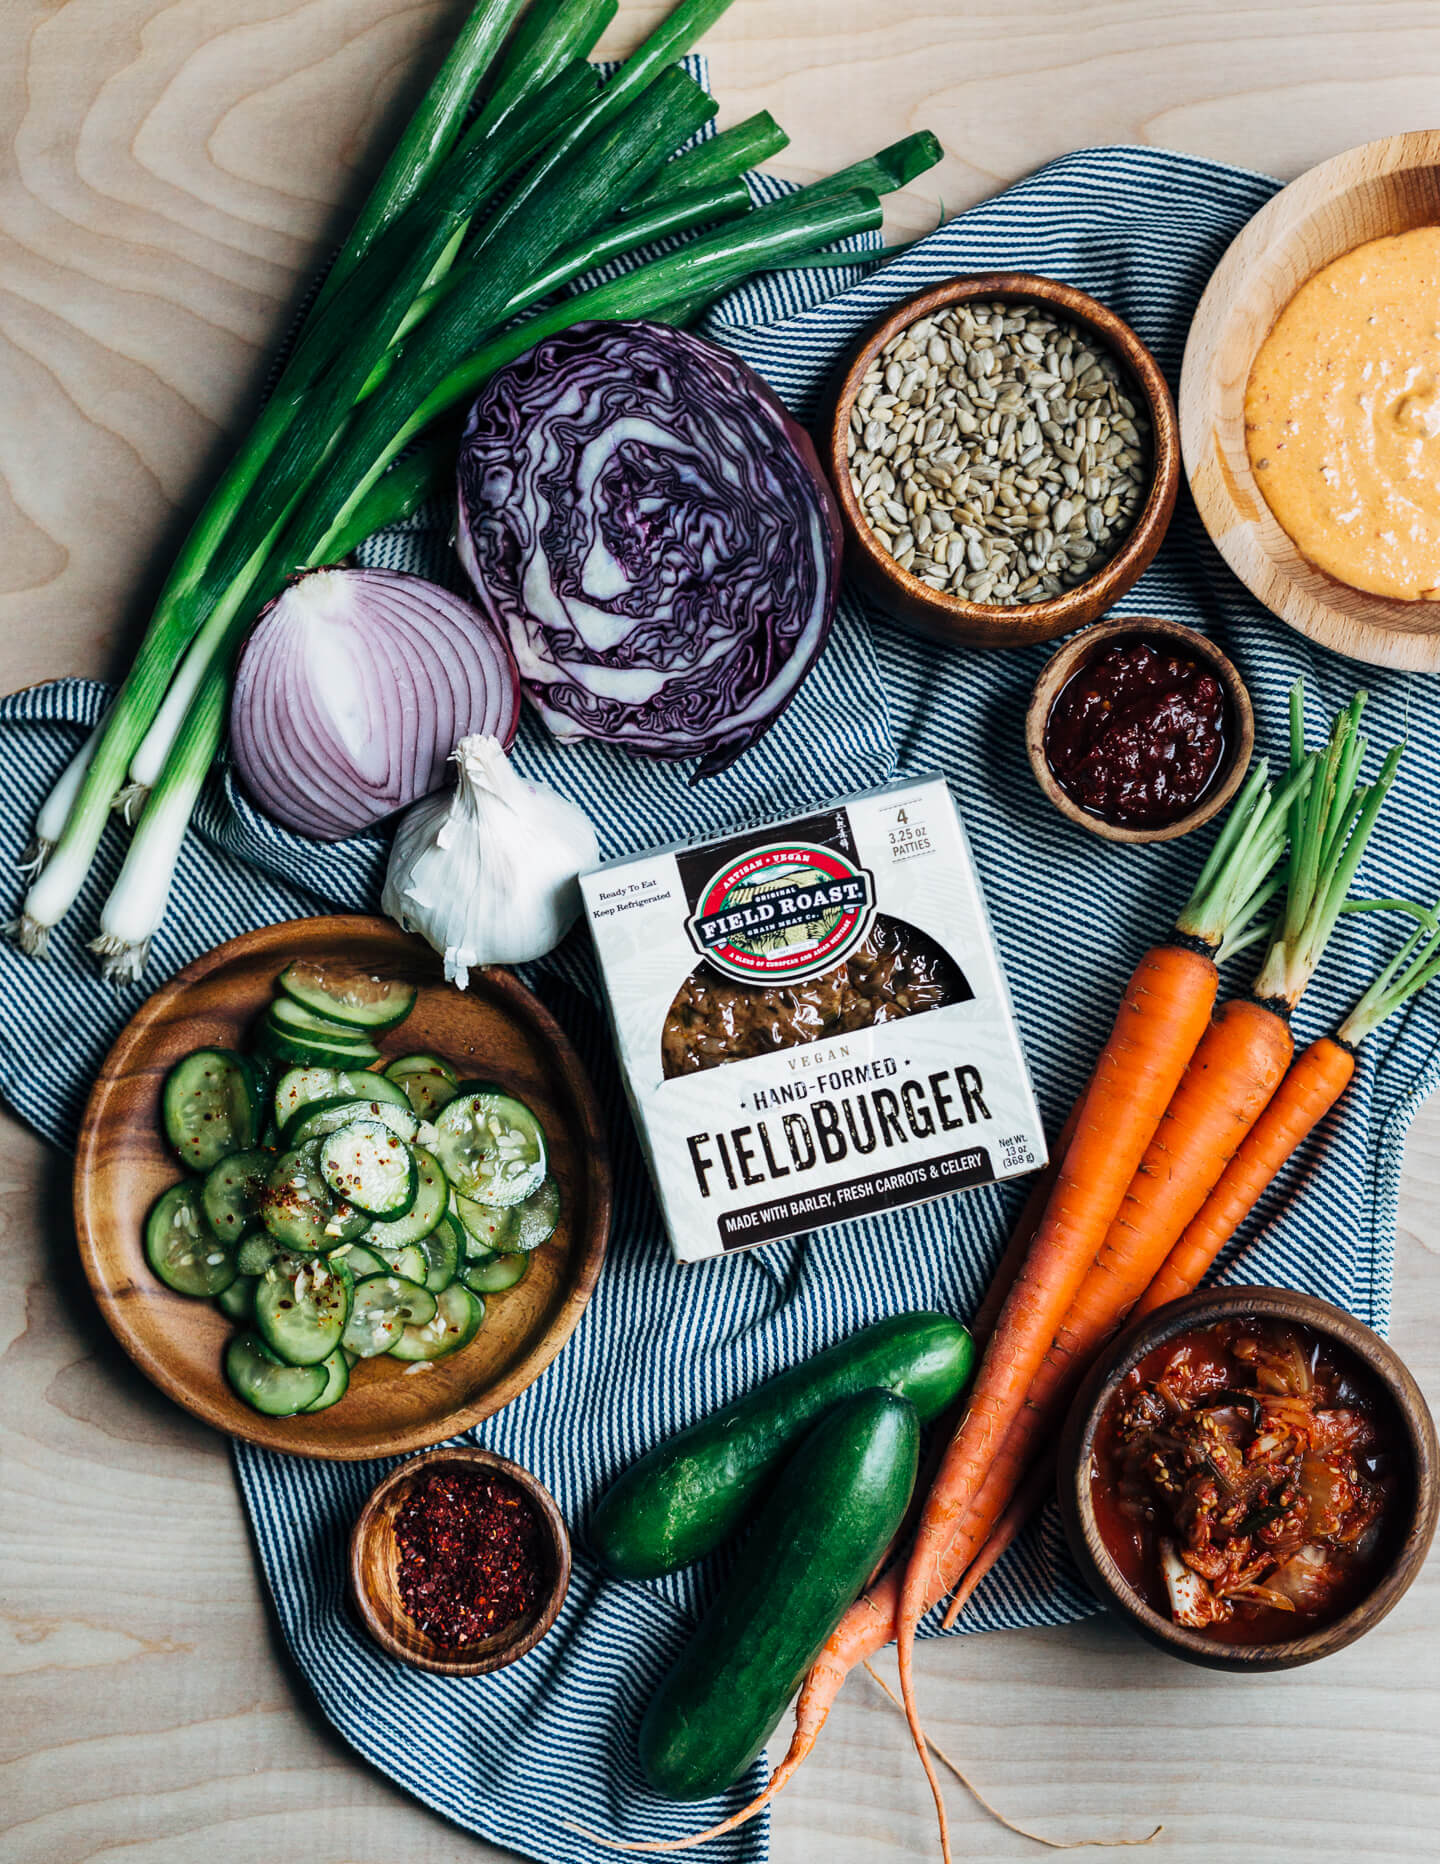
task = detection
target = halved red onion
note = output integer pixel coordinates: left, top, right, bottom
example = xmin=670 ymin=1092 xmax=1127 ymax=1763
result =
xmin=229 ymin=567 xmax=519 ymax=842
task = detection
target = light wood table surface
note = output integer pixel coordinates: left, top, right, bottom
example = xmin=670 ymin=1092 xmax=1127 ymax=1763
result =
xmin=3 ymin=4 xmax=1438 ymax=1860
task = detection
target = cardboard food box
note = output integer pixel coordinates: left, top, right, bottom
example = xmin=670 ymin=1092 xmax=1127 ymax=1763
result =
xmin=580 ymin=774 xmax=1047 ymax=1263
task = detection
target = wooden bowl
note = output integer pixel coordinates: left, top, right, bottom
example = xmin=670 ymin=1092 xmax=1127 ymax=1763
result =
xmin=1058 ymin=1286 xmax=1439 ymax=1672
xmin=1180 ymin=131 xmax=1440 ymax=672
xmin=73 ymin=915 xmax=611 ymax=1460
xmin=1024 ymin=615 xmax=1255 ymax=844
xmin=825 ymin=273 xmax=1180 ymax=650
xmin=349 ymin=1445 xmax=572 ymax=1675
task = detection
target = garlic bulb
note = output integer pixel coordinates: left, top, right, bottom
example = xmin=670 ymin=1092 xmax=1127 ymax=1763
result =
xmin=382 ymin=735 xmax=598 ymax=986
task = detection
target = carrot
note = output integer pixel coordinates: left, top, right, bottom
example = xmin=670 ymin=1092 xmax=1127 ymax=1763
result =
xmin=928 ymin=994 xmax=1292 ymax=1632
xmin=940 ymin=1446 xmax=1058 ymax=1629
xmin=893 ymin=939 xmax=1219 ymax=1854
xmin=1135 ymin=1034 xmax=1355 ymax=1318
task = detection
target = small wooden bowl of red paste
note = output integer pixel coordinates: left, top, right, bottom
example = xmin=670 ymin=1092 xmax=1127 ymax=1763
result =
xmin=1025 ymin=615 xmax=1254 ymax=843
xmin=350 ymin=1446 xmax=571 ymax=1675
xmin=1058 ymin=1287 xmax=1437 ymax=1671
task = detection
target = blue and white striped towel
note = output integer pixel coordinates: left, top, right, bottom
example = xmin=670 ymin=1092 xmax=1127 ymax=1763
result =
xmin=3 ymin=145 xmax=1439 ymax=1864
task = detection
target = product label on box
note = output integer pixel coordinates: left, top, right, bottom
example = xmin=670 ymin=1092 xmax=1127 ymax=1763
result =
xmin=581 ymin=775 xmax=1046 ymax=1263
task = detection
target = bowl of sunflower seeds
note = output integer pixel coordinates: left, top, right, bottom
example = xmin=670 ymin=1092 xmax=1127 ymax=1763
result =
xmin=826 ymin=274 xmax=1179 ymax=649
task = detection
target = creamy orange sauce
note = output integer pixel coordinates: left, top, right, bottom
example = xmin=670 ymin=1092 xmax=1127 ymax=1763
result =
xmin=1245 ymin=227 xmax=1440 ymax=601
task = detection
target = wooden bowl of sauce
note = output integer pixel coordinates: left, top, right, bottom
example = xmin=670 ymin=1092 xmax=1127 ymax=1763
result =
xmin=1058 ymin=1287 xmax=1438 ymax=1671
xmin=1181 ymin=131 xmax=1440 ymax=672
xmin=826 ymin=274 xmax=1180 ymax=650
xmin=349 ymin=1445 xmax=571 ymax=1675
xmin=1025 ymin=616 xmax=1254 ymax=844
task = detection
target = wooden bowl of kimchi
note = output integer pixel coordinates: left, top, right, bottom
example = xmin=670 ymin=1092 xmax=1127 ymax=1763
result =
xmin=1058 ymin=1286 xmax=1438 ymax=1671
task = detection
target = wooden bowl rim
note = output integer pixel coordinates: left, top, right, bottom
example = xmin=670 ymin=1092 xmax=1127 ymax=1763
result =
xmin=825 ymin=271 xmax=1180 ymax=641
xmin=72 ymin=913 xmax=612 ymax=1460
xmin=1023 ymin=615 xmax=1256 ymax=845
xmin=1179 ymin=131 xmax=1440 ymax=673
xmin=348 ymin=1444 xmax=573 ymax=1675
xmin=1057 ymin=1285 xmax=1440 ymax=1671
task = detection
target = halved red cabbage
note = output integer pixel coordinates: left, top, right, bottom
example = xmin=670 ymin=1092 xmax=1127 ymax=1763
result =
xmin=454 ymin=319 xmax=842 ymax=778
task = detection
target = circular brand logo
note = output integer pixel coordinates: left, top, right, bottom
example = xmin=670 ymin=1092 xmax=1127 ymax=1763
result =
xmin=685 ymin=842 xmax=875 ymax=984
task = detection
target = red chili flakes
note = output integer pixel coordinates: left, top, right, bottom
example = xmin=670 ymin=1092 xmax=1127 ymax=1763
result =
xmin=395 ymin=1467 xmax=544 ymax=1644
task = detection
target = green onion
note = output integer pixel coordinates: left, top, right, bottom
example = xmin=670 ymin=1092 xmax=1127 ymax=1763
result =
xmin=92 ymin=660 xmax=236 ymax=980
xmin=381 ymin=175 xmax=753 ymax=365
xmin=307 ymin=0 xmax=532 ymax=318
xmin=629 ymin=110 xmax=788 ymax=206
xmin=477 ymin=0 xmax=620 ymax=127
xmin=16 ymin=0 xmax=549 ymax=942
xmin=798 ymin=131 xmax=945 ymax=202
xmin=18 ymin=0 xmax=949 ymax=977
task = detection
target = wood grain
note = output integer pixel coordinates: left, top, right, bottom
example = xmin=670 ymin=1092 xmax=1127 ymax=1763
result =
xmin=826 ymin=274 xmax=1180 ymax=650
xmin=4 ymin=3 xmax=1440 ymax=1861
xmin=74 ymin=915 xmax=612 ymax=1459
xmin=1180 ymin=130 xmax=1440 ymax=672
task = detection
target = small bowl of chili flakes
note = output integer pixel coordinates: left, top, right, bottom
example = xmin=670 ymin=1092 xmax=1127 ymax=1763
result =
xmin=1058 ymin=1286 xmax=1438 ymax=1672
xmin=1025 ymin=614 xmax=1254 ymax=844
xmin=349 ymin=1446 xmax=571 ymax=1675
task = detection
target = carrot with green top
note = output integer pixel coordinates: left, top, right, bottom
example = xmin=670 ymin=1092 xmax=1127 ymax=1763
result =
xmin=1139 ymin=895 xmax=1440 ymax=1317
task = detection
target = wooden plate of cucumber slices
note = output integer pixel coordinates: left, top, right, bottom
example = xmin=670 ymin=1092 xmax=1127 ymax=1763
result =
xmin=74 ymin=916 xmax=612 ymax=1459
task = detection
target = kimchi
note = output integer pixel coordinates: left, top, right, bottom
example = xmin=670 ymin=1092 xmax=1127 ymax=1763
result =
xmin=1091 ymin=1319 xmax=1403 ymax=1642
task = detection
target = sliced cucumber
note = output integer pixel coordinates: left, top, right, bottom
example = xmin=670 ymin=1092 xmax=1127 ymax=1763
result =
xmin=508 ymin=1174 xmax=561 ymax=1254
xmin=385 ymin=1052 xmax=459 ymax=1086
xmin=215 ymin=1274 xmax=259 ymax=1321
xmin=145 ymin=1182 xmax=236 ymax=1296
xmin=434 ymin=1088 xmax=547 ymax=1207
xmin=358 ymin=1146 xmax=447 ymax=1250
xmin=255 ymin=1253 xmax=353 ymax=1366
xmin=225 ymin=1332 xmax=327 ymax=1416
xmin=410 ymin=1211 xmax=461 ymax=1293
xmin=461 ymin=1250 xmax=531 ymax=1294
xmin=301 ymin=1346 xmax=351 ymax=1412
xmin=163 ymin=1049 xmax=261 ymax=1173
xmin=268 ymin=994 xmax=380 ymax=1045
xmin=388 ymin=1282 xmax=485 ymax=1363
xmin=277 ymin=962 xmax=416 ymax=1033
xmin=318 ymin=1120 xmax=417 ymax=1218
xmin=237 ymin=1233 xmax=282 ymax=1276
xmin=342 ymin=1273 xmax=435 ymax=1358
xmin=201 ymin=1147 xmax=273 ymax=1242
xmin=272 ymin=1065 xmax=408 ymax=1133
xmin=326 ymin=1240 xmax=389 ymax=1278
xmin=260 ymin=1142 xmax=368 ymax=1252
xmin=379 ymin=1243 xmax=428 ymax=1283
xmin=257 ymin=1016 xmax=381 ymax=1071
xmin=284 ymin=1093 xmax=421 ymax=1148
xmin=452 ymin=1191 xmax=517 ymax=1255
xmin=395 ymin=1068 xmax=458 ymax=1119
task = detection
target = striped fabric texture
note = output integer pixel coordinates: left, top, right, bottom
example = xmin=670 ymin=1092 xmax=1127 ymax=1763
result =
xmin=3 ymin=141 xmax=1440 ymax=1863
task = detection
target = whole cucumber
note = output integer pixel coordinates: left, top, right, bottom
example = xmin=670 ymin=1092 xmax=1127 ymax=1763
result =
xmin=638 ymin=1387 xmax=919 ymax=1801
xmin=590 ymin=1310 xmax=970 ymax=1578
